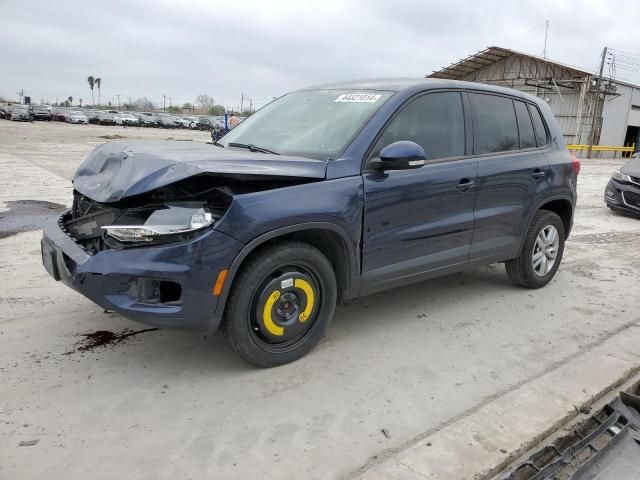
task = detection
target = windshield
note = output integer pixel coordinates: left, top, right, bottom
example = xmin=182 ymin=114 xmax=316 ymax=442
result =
xmin=220 ymin=89 xmax=393 ymax=159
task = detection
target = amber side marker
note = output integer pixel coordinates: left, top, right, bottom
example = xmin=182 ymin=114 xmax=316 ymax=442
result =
xmin=213 ymin=269 xmax=228 ymax=296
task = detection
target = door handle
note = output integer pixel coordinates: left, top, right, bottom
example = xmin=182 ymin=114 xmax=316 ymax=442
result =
xmin=456 ymin=179 xmax=475 ymax=191
xmin=531 ymin=169 xmax=547 ymax=179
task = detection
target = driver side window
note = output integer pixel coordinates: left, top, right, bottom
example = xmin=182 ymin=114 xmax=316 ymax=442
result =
xmin=369 ymin=92 xmax=465 ymax=164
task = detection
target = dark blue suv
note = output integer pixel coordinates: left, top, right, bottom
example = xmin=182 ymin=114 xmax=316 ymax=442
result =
xmin=41 ymin=79 xmax=579 ymax=366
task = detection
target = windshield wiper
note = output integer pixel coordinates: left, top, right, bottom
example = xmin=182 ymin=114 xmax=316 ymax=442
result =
xmin=228 ymin=142 xmax=279 ymax=155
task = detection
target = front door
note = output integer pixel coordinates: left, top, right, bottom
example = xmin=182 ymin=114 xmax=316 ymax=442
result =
xmin=361 ymin=91 xmax=477 ymax=294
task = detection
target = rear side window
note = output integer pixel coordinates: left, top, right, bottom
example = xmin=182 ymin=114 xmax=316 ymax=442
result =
xmin=529 ymin=105 xmax=548 ymax=146
xmin=470 ymin=93 xmax=519 ymax=154
xmin=370 ymin=92 xmax=465 ymax=162
xmin=514 ymin=101 xmax=536 ymax=149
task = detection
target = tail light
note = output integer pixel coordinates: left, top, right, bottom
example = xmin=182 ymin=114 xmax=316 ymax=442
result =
xmin=571 ymin=153 xmax=581 ymax=175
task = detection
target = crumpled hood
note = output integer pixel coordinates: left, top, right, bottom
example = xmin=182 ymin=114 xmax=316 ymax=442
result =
xmin=621 ymin=157 xmax=640 ymax=178
xmin=73 ymin=141 xmax=328 ymax=203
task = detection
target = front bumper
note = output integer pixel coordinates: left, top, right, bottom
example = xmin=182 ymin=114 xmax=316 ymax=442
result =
xmin=41 ymin=214 xmax=244 ymax=332
xmin=605 ymin=178 xmax=640 ymax=216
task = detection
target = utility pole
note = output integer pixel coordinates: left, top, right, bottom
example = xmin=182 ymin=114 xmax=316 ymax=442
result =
xmin=240 ymin=93 xmax=244 ymax=114
xmin=117 ymin=94 xmax=121 ymax=110
xmin=17 ymin=89 xmax=24 ymax=103
xmin=587 ymin=46 xmax=607 ymax=159
xmin=163 ymin=95 xmax=166 ymax=112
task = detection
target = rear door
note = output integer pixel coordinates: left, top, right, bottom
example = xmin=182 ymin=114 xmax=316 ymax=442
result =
xmin=467 ymin=92 xmax=551 ymax=265
xmin=361 ymin=91 xmax=478 ymax=294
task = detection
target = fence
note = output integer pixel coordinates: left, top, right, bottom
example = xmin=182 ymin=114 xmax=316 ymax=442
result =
xmin=567 ymin=143 xmax=636 ymax=158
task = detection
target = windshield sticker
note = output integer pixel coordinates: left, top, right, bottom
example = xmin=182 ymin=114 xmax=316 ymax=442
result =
xmin=334 ymin=93 xmax=381 ymax=103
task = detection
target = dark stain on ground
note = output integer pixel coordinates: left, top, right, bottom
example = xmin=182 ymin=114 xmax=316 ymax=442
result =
xmin=0 ymin=200 xmax=67 ymax=239
xmin=98 ymin=134 xmax=126 ymax=139
xmin=65 ymin=328 xmax=160 ymax=354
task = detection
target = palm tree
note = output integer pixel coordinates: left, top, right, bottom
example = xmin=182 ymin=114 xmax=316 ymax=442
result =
xmin=68 ymin=96 xmax=73 ymax=107
xmin=87 ymin=76 xmax=95 ymax=106
xmin=95 ymin=78 xmax=101 ymax=107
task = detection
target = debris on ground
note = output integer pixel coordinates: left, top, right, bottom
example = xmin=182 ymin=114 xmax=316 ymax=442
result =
xmin=381 ymin=428 xmax=391 ymax=439
xmin=503 ymin=383 xmax=640 ymax=479
xmin=97 ymin=134 xmax=126 ymax=140
xmin=18 ymin=440 xmax=39 ymax=447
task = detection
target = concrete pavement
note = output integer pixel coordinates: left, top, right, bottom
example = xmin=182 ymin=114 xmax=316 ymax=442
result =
xmin=1 ymin=121 xmax=639 ymax=480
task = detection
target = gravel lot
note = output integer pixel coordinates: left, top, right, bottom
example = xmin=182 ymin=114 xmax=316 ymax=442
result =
xmin=1 ymin=120 xmax=640 ymax=480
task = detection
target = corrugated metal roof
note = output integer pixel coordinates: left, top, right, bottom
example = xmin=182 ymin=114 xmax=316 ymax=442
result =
xmin=428 ymin=46 xmax=591 ymax=80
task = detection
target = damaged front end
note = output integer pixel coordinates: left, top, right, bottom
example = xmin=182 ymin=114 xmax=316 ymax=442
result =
xmin=42 ymin=140 xmax=327 ymax=331
xmin=63 ymin=173 xmax=317 ymax=254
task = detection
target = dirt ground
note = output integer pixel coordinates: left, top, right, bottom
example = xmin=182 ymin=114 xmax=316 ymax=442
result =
xmin=1 ymin=120 xmax=640 ymax=480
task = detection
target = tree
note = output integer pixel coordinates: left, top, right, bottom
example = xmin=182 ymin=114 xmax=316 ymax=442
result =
xmin=87 ymin=76 xmax=95 ymax=106
xmin=134 ymin=97 xmax=155 ymax=111
xmin=182 ymin=102 xmax=193 ymax=111
xmin=68 ymin=96 xmax=73 ymax=106
xmin=208 ymin=104 xmax=226 ymax=115
xmin=168 ymin=106 xmax=182 ymax=113
xmin=95 ymin=77 xmax=101 ymax=106
xmin=79 ymin=98 xmax=83 ymax=107
xmin=195 ymin=94 xmax=215 ymax=112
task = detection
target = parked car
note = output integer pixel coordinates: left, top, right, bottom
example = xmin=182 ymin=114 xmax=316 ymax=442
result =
xmin=156 ymin=114 xmax=180 ymax=128
xmin=41 ymin=79 xmax=578 ymax=367
xmin=137 ymin=113 xmax=158 ymax=127
xmin=0 ymin=105 xmax=11 ymax=119
xmin=30 ymin=105 xmax=52 ymax=121
xmin=66 ymin=110 xmax=89 ymax=124
xmin=96 ymin=111 xmax=116 ymax=125
xmin=191 ymin=115 xmax=211 ymax=130
xmin=605 ymin=155 xmax=640 ymax=216
xmin=51 ymin=108 xmax=68 ymax=122
xmin=180 ymin=116 xmax=198 ymax=128
xmin=115 ymin=113 xmax=139 ymax=126
xmin=9 ymin=106 xmax=32 ymax=122
xmin=85 ymin=110 xmax=100 ymax=124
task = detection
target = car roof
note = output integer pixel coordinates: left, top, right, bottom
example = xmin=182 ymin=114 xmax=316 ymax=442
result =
xmin=304 ymin=77 xmax=542 ymax=102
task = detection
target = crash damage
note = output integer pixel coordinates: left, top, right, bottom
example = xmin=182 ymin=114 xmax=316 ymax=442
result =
xmin=40 ymin=140 xmax=328 ymax=331
xmin=65 ymin=141 xmax=326 ymax=254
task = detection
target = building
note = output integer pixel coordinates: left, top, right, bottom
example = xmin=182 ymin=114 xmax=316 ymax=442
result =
xmin=428 ymin=46 xmax=640 ymax=156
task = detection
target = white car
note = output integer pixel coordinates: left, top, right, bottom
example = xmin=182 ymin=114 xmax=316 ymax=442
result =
xmin=114 ymin=113 xmax=139 ymax=126
xmin=181 ymin=116 xmax=197 ymax=128
xmin=66 ymin=110 xmax=89 ymax=124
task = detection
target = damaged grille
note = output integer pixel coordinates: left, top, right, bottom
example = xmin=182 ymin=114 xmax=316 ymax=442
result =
xmin=63 ymin=192 xmax=123 ymax=254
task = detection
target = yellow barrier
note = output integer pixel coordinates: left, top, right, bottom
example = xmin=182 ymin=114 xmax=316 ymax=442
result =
xmin=567 ymin=143 xmax=635 ymax=158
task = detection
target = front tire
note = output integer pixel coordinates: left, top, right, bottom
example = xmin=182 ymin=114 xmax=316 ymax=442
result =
xmin=223 ymin=242 xmax=337 ymax=367
xmin=506 ymin=210 xmax=565 ymax=288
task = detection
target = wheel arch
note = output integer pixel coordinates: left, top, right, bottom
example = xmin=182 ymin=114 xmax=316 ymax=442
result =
xmin=209 ymin=222 xmax=359 ymax=332
xmin=519 ymin=195 xmax=574 ymax=252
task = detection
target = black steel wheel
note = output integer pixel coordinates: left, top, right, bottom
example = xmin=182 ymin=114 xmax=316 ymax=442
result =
xmin=223 ymin=242 xmax=337 ymax=367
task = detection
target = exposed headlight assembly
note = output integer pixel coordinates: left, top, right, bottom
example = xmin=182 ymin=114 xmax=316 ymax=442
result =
xmin=103 ymin=204 xmax=215 ymax=243
xmin=612 ymin=170 xmax=632 ymax=183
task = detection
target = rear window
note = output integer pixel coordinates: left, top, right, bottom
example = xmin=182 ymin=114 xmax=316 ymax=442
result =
xmin=529 ymin=105 xmax=548 ymax=146
xmin=470 ymin=93 xmax=519 ymax=154
xmin=514 ymin=101 xmax=536 ymax=149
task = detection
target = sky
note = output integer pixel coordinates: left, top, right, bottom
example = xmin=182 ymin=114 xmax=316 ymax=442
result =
xmin=1 ymin=0 xmax=640 ymax=110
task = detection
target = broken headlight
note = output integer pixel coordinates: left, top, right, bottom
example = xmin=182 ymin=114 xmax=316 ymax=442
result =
xmin=102 ymin=204 xmax=215 ymax=243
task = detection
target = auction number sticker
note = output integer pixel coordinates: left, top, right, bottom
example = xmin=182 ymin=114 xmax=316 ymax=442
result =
xmin=335 ymin=93 xmax=381 ymax=103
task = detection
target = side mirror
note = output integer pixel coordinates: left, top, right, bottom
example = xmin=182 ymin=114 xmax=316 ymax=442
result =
xmin=370 ymin=141 xmax=427 ymax=171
